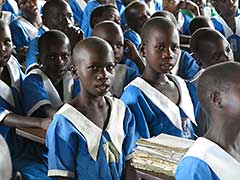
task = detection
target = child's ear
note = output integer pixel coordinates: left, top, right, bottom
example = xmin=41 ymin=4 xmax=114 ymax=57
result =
xmin=140 ymin=43 xmax=146 ymax=57
xmin=70 ymin=64 xmax=79 ymax=79
xmin=210 ymin=91 xmax=223 ymax=109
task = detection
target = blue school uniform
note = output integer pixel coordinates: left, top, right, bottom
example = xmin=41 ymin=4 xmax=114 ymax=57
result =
xmin=211 ymin=15 xmax=240 ymax=61
xmin=176 ymin=137 xmax=240 ymax=180
xmin=47 ymin=97 xmax=136 ymax=179
xmin=123 ymin=29 xmax=141 ymax=50
xmin=174 ymin=50 xmax=201 ymax=81
xmin=111 ymin=64 xmax=140 ymax=98
xmin=0 ymin=56 xmax=24 ymax=155
xmin=121 ymin=55 xmax=141 ymax=75
xmin=81 ymin=0 xmax=125 ymax=37
xmin=147 ymin=0 xmax=162 ymax=15
xmin=25 ymin=26 xmax=48 ymax=70
xmin=23 ymin=68 xmax=80 ymax=116
xmin=121 ymin=75 xmax=200 ymax=140
xmin=2 ymin=0 xmax=19 ymax=16
xmin=0 ymin=11 xmax=16 ymax=24
xmin=177 ymin=12 xmax=192 ymax=35
xmin=69 ymin=0 xmax=85 ymax=26
xmin=10 ymin=17 xmax=45 ymax=50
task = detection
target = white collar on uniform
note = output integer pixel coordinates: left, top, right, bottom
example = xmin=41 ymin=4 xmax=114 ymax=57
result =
xmin=17 ymin=16 xmax=39 ymax=40
xmin=1 ymin=11 xmax=12 ymax=25
xmin=0 ymin=56 xmax=21 ymax=107
xmin=126 ymin=75 xmax=197 ymax=131
xmin=29 ymin=69 xmax=74 ymax=107
xmin=184 ymin=137 xmax=240 ymax=180
xmin=213 ymin=15 xmax=234 ymax=38
xmin=56 ymin=96 xmax=126 ymax=161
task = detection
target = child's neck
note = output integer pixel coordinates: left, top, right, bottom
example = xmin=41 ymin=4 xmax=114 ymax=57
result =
xmin=221 ymin=13 xmax=236 ymax=33
xmin=24 ymin=14 xmax=42 ymax=29
xmin=205 ymin=118 xmax=240 ymax=161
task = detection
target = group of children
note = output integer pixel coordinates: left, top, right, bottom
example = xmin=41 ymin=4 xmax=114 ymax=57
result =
xmin=0 ymin=0 xmax=239 ymax=179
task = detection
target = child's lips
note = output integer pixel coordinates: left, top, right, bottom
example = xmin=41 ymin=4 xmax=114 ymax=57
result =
xmin=96 ymin=82 xmax=111 ymax=91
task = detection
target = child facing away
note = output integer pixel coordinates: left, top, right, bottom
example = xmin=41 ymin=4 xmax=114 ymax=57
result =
xmin=210 ymin=0 xmax=240 ymax=61
xmin=189 ymin=15 xmax=214 ymax=35
xmin=176 ymin=62 xmax=240 ymax=180
xmin=121 ymin=17 xmax=200 ymax=140
xmin=46 ymin=37 xmax=137 ymax=179
xmin=25 ymin=0 xmax=83 ymax=70
xmin=92 ymin=21 xmax=143 ymax=97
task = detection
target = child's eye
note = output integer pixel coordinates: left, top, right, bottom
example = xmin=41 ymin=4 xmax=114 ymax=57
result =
xmin=226 ymin=46 xmax=231 ymax=54
xmin=172 ymin=45 xmax=179 ymax=52
xmin=61 ymin=53 xmax=70 ymax=59
xmin=89 ymin=66 xmax=97 ymax=71
xmin=117 ymin=44 xmax=124 ymax=49
xmin=106 ymin=64 xmax=115 ymax=72
xmin=4 ymin=40 xmax=12 ymax=46
xmin=155 ymin=45 xmax=164 ymax=51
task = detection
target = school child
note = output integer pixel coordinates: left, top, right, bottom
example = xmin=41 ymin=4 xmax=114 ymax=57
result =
xmin=90 ymin=4 xmax=121 ymax=29
xmin=121 ymin=17 xmax=200 ymax=140
xmin=0 ymin=20 xmax=52 ymax=180
xmin=81 ymin=0 xmax=125 ymax=37
xmin=23 ymin=30 xmax=80 ymax=118
xmin=151 ymin=10 xmax=201 ymax=81
xmin=0 ymin=0 xmax=16 ymax=24
xmin=46 ymin=37 xmax=136 ymax=179
xmin=162 ymin=0 xmax=200 ymax=35
xmin=92 ymin=21 xmax=142 ymax=97
xmin=176 ymin=62 xmax=240 ymax=180
xmin=25 ymin=0 xmax=83 ymax=70
xmin=210 ymin=0 xmax=240 ymax=61
xmin=189 ymin=16 xmax=214 ymax=35
xmin=10 ymin=0 xmax=43 ymax=51
xmin=124 ymin=1 xmax=151 ymax=50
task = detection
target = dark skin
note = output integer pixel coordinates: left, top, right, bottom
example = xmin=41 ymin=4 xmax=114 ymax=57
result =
xmin=142 ymin=27 xmax=181 ymax=105
xmin=0 ymin=23 xmax=50 ymax=130
xmin=42 ymin=0 xmax=83 ymax=51
xmin=203 ymin=79 xmax=240 ymax=162
xmin=211 ymin=0 xmax=238 ymax=33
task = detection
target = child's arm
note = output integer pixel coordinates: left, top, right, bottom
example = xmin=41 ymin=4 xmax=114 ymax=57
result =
xmin=178 ymin=0 xmax=200 ymax=17
xmin=124 ymin=40 xmax=145 ymax=74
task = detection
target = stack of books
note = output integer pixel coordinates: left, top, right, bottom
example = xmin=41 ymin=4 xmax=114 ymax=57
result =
xmin=131 ymin=134 xmax=195 ymax=178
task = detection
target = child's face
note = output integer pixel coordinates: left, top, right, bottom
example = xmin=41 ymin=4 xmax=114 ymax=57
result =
xmin=197 ymin=38 xmax=233 ymax=69
xmin=76 ymin=48 xmax=115 ymax=96
xmin=0 ymin=26 xmax=12 ymax=67
xmin=40 ymin=39 xmax=71 ymax=80
xmin=143 ymin=27 xmax=180 ymax=74
xmin=100 ymin=8 xmax=121 ymax=25
xmin=18 ymin=0 xmax=39 ymax=17
xmin=162 ymin=0 xmax=180 ymax=15
xmin=44 ymin=3 xmax=74 ymax=32
xmin=211 ymin=0 xmax=238 ymax=15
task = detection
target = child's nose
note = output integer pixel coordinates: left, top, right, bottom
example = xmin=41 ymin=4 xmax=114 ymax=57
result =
xmin=98 ymin=68 xmax=109 ymax=79
xmin=0 ymin=43 xmax=7 ymax=52
xmin=161 ymin=47 xmax=173 ymax=59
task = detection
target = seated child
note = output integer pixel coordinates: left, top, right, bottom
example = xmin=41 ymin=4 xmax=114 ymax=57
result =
xmin=81 ymin=0 xmax=125 ymax=37
xmin=124 ymin=1 xmax=151 ymax=50
xmin=176 ymin=61 xmax=240 ymax=180
xmin=92 ymin=21 xmax=141 ymax=97
xmin=189 ymin=15 xmax=214 ymax=35
xmin=0 ymin=0 xmax=16 ymax=24
xmin=151 ymin=10 xmax=201 ymax=81
xmin=90 ymin=4 xmax=121 ymax=29
xmin=210 ymin=0 xmax=240 ymax=61
xmin=25 ymin=0 xmax=83 ymax=70
xmin=46 ymin=37 xmax=136 ymax=179
xmin=121 ymin=17 xmax=200 ymax=139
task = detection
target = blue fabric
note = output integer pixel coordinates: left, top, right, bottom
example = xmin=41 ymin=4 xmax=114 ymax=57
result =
xmin=68 ymin=0 xmax=84 ymax=26
xmin=121 ymin=55 xmax=141 ymax=75
xmin=81 ymin=0 xmax=125 ymax=37
xmin=176 ymin=156 xmax=220 ymax=180
xmin=153 ymin=0 xmax=162 ymax=12
xmin=123 ymin=29 xmax=141 ymax=50
xmin=46 ymin=104 xmax=136 ymax=179
xmin=124 ymin=66 xmax=140 ymax=87
xmin=177 ymin=50 xmax=201 ymax=81
xmin=25 ymin=37 xmax=40 ymax=69
xmin=22 ymin=72 xmax=80 ymax=116
xmin=179 ymin=12 xmax=192 ymax=35
xmin=10 ymin=20 xmax=45 ymax=50
xmin=2 ymin=0 xmax=18 ymax=15
xmin=121 ymin=78 xmax=200 ymax=139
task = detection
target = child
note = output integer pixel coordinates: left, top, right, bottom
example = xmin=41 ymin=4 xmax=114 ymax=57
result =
xmin=25 ymin=0 xmax=83 ymax=70
xmin=92 ymin=21 xmax=141 ymax=97
xmin=121 ymin=17 xmax=200 ymax=139
xmin=90 ymin=4 xmax=121 ymax=29
xmin=46 ymin=37 xmax=136 ymax=179
xmin=124 ymin=1 xmax=151 ymax=50
xmin=23 ymin=30 xmax=80 ymax=118
xmin=189 ymin=15 xmax=214 ymax=35
xmin=211 ymin=0 xmax=240 ymax=61
xmin=176 ymin=62 xmax=240 ymax=180
xmin=81 ymin=0 xmax=125 ymax=37
xmin=68 ymin=0 xmax=86 ymax=26
xmin=0 ymin=0 xmax=16 ymax=24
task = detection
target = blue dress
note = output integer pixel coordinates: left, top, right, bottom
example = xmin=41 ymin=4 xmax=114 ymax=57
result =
xmin=176 ymin=137 xmax=240 ymax=180
xmin=0 ymin=11 xmax=16 ymax=24
xmin=123 ymin=29 xmax=141 ymax=50
xmin=81 ymin=0 xmax=125 ymax=37
xmin=46 ymin=97 xmax=136 ymax=179
xmin=120 ymin=55 xmax=141 ymax=75
xmin=2 ymin=0 xmax=19 ymax=16
xmin=178 ymin=12 xmax=192 ymax=35
xmin=68 ymin=0 xmax=85 ymax=26
xmin=121 ymin=75 xmax=200 ymax=140
xmin=22 ymin=68 xmax=80 ymax=116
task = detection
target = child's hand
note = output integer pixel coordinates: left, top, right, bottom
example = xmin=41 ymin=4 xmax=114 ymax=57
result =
xmin=178 ymin=0 xmax=200 ymax=16
xmin=17 ymin=46 xmax=28 ymax=64
xmin=64 ymin=26 xmax=84 ymax=50
xmin=124 ymin=39 xmax=139 ymax=61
